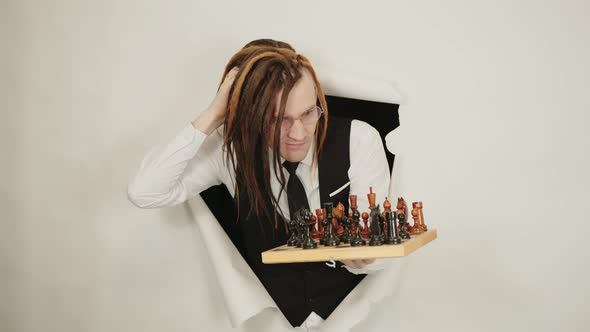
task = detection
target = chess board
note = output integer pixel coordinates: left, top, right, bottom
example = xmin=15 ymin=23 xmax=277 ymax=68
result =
xmin=261 ymin=229 xmax=437 ymax=264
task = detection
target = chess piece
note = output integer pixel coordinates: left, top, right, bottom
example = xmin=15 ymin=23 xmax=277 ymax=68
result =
xmin=384 ymin=211 xmax=402 ymax=244
xmin=316 ymin=208 xmax=325 ymax=239
xmin=416 ymin=201 xmax=427 ymax=232
xmin=349 ymin=195 xmax=366 ymax=246
xmin=397 ymin=213 xmax=411 ymax=239
xmin=286 ymin=214 xmax=299 ymax=246
xmin=296 ymin=210 xmax=308 ymax=247
xmin=410 ymin=203 xmax=423 ymax=235
xmin=349 ymin=212 xmax=356 ymax=234
xmin=324 ymin=202 xmax=340 ymax=246
xmin=311 ymin=215 xmax=320 ymax=240
xmin=361 ymin=212 xmax=370 ymax=239
xmin=396 ymin=197 xmax=408 ymax=216
xmin=334 ymin=202 xmax=345 ymax=236
xmin=301 ymin=210 xmax=318 ymax=249
xmin=369 ymin=205 xmax=383 ymax=246
xmin=367 ymin=186 xmax=376 ymax=208
xmin=340 ymin=215 xmax=353 ymax=243
xmin=382 ymin=197 xmax=392 ymax=233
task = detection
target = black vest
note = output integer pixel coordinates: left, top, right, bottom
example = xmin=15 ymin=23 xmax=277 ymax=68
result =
xmin=233 ymin=117 xmax=365 ymax=327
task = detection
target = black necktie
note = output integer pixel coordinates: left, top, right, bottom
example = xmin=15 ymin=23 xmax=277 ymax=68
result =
xmin=283 ymin=161 xmax=310 ymax=218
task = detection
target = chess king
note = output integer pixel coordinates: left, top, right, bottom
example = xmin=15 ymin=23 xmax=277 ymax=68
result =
xmin=128 ymin=39 xmax=391 ymax=327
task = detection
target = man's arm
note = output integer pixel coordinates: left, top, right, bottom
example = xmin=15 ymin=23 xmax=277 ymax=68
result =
xmin=127 ymin=121 xmax=228 ymax=208
xmin=127 ymin=68 xmax=239 ymax=208
xmin=341 ymin=119 xmax=394 ymax=273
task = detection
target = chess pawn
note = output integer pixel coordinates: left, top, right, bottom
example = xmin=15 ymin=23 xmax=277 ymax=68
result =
xmin=410 ymin=204 xmax=423 ymax=235
xmin=397 ymin=213 xmax=411 ymax=239
xmin=361 ymin=212 xmax=370 ymax=239
xmin=350 ymin=208 xmax=366 ymax=246
xmin=324 ymin=202 xmax=340 ymax=246
xmin=384 ymin=211 xmax=402 ymax=244
xmin=416 ymin=201 xmax=427 ymax=232
xmin=301 ymin=210 xmax=318 ymax=249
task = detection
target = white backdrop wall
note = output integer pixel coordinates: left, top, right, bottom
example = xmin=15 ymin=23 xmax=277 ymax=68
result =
xmin=2 ymin=0 xmax=589 ymax=331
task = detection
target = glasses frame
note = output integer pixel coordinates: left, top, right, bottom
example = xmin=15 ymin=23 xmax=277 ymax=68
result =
xmin=279 ymin=105 xmax=324 ymax=132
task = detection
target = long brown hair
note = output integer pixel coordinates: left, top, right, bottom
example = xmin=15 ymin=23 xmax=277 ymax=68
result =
xmin=219 ymin=39 xmax=329 ymax=228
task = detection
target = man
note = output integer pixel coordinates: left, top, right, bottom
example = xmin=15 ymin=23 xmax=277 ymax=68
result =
xmin=128 ymin=40 xmax=392 ymax=328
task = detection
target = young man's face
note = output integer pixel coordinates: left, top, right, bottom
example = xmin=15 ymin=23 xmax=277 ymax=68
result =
xmin=276 ymin=69 xmax=318 ymax=162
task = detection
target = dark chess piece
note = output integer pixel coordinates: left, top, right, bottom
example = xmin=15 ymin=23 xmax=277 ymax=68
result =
xmin=369 ymin=205 xmax=384 ymax=246
xmin=294 ymin=209 xmax=307 ymax=247
xmin=301 ymin=210 xmax=318 ymax=249
xmin=382 ymin=197 xmax=392 ymax=233
xmin=397 ymin=213 xmax=411 ymax=239
xmin=379 ymin=214 xmax=386 ymax=242
xmin=324 ymin=202 xmax=340 ymax=246
xmin=340 ymin=216 xmax=353 ymax=243
xmin=287 ymin=212 xmax=300 ymax=246
xmin=361 ymin=212 xmax=370 ymax=239
xmin=349 ymin=195 xmax=366 ymax=246
xmin=320 ymin=208 xmax=331 ymax=245
xmin=384 ymin=211 xmax=402 ymax=244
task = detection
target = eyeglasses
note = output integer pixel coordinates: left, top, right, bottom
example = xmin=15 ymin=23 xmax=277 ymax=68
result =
xmin=277 ymin=105 xmax=324 ymax=132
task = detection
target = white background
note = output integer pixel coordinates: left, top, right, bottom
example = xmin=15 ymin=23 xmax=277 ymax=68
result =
xmin=2 ymin=0 xmax=589 ymax=331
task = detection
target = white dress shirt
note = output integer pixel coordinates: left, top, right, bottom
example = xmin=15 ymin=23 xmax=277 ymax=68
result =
xmin=128 ymin=119 xmax=394 ymax=329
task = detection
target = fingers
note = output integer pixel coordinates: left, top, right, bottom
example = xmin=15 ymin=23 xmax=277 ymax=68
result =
xmin=223 ymin=66 xmax=239 ymax=83
xmin=341 ymin=259 xmax=374 ymax=269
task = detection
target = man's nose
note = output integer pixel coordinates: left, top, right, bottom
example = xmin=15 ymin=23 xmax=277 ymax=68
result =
xmin=287 ymin=119 xmax=306 ymax=140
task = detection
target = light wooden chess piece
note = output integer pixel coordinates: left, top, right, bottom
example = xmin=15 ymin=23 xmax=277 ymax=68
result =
xmin=335 ymin=202 xmax=345 ymax=236
xmin=416 ymin=201 xmax=427 ymax=232
xmin=410 ymin=202 xmax=424 ymax=235
xmin=311 ymin=215 xmax=320 ymax=240
xmin=316 ymin=208 xmax=325 ymax=239
xmin=367 ymin=187 xmax=376 ymax=208
xmin=361 ymin=212 xmax=370 ymax=239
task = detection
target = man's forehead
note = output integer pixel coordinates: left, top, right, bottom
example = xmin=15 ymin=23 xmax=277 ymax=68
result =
xmin=278 ymin=73 xmax=317 ymax=116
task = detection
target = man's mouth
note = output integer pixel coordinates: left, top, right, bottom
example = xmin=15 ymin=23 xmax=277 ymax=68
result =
xmin=286 ymin=142 xmax=305 ymax=150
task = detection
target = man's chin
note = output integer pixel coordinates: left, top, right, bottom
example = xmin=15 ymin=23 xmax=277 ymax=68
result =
xmin=281 ymin=145 xmax=310 ymax=162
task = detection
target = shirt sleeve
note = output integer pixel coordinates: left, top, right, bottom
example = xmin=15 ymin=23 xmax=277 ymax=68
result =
xmin=127 ymin=123 xmax=230 ymax=208
xmin=344 ymin=119 xmax=395 ymax=274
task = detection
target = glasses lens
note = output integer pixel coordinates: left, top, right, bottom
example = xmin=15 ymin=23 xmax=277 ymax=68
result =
xmin=302 ymin=106 xmax=321 ymax=125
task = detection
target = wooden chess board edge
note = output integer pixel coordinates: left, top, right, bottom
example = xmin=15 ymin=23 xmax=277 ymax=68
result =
xmin=261 ymin=229 xmax=437 ymax=264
